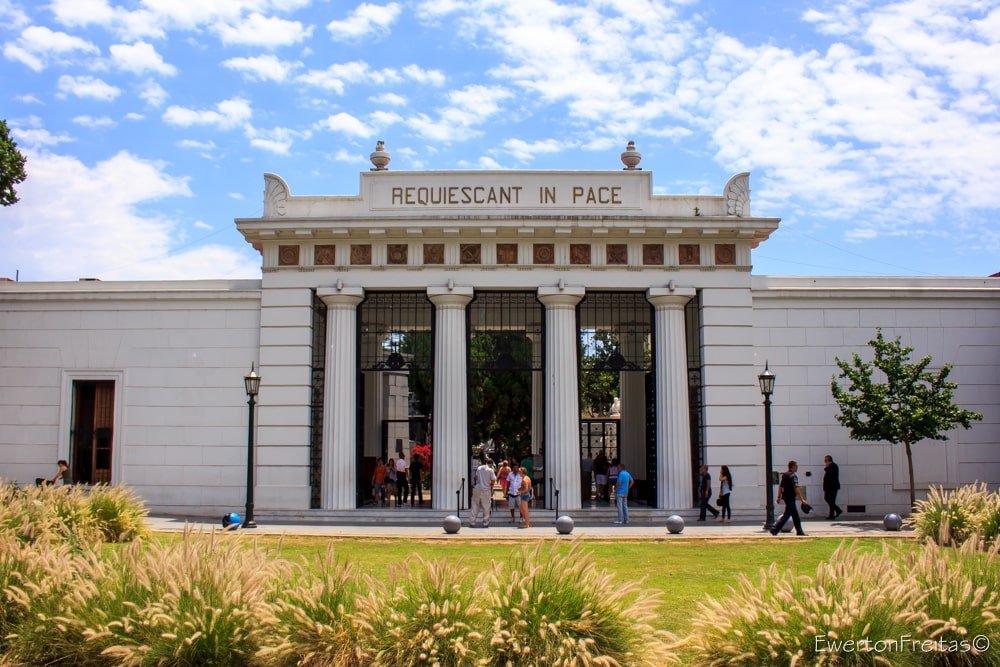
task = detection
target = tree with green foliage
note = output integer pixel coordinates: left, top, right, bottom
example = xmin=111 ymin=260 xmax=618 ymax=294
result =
xmin=0 ymin=119 xmax=27 ymax=206
xmin=579 ymin=330 xmax=621 ymax=417
xmin=831 ymin=329 xmax=983 ymax=509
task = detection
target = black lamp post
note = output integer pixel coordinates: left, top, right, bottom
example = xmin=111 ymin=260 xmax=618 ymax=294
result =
xmin=758 ymin=362 xmax=776 ymax=531
xmin=243 ymin=364 xmax=261 ymax=529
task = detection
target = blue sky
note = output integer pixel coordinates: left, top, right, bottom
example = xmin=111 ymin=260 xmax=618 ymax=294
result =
xmin=1 ymin=0 xmax=997 ymax=281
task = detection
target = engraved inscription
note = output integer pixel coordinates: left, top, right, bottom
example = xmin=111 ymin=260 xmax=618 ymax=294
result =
xmin=278 ymin=245 xmax=299 ymax=266
xmin=642 ymin=244 xmax=663 ymax=266
xmin=423 ymin=244 xmax=444 ymax=265
xmin=496 ymin=243 xmax=518 ymax=264
xmin=533 ymin=243 xmax=554 ymax=265
xmin=460 ymin=243 xmax=481 ymax=264
xmin=679 ymin=244 xmax=700 ymax=265
xmin=387 ymin=244 xmax=408 ymax=265
xmin=715 ymin=243 xmax=736 ymax=265
xmin=570 ymin=244 xmax=591 ymax=265
xmin=606 ymin=244 xmax=628 ymax=265
xmin=351 ymin=244 xmax=372 ymax=265
xmin=314 ymin=245 xmax=336 ymax=266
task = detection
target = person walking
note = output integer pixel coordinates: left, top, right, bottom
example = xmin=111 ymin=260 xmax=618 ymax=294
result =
xmin=506 ymin=465 xmax=523 ymax=523
xmin=823 ymin=455 xmax=843 ymax=519
xmin=372 ymin=458 xmax=388 ymax=506
xmin=697 ymin=464 xmax=719 ymax=520
xmin=717 ymin=465 xmax=733 ymax=522
xmin=470 ymin=458 xmax=497 ymax=527
xmin=614 ymin=463 xmax=633 ymax=524
xmin=394 ymin=454 xmax=410 ymax=507
xmin=517 ymin=467 xmax=533 ymax=529
xmin=771 ymin=460 xmax=808 ymax=536
xmin=593 ymin=450 xmax=609 ymax=501
xmin=386 ymin=458 xmax=398 ymax=506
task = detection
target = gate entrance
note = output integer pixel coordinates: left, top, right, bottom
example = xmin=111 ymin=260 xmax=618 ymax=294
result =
xmin=358 ymin=292 xmax=434 ymax=507
xmin=578 ymin=292 xmax=655 ymax=507
xmin=468 ymin=292 xmax=545 ymax=506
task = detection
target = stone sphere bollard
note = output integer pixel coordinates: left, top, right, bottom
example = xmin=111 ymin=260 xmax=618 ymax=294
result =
xmin=883 ymin=513 xmax=903 ymax=531
xmin=443 ymin=515 xmax=462 ymax=534
xmin=555 ymin=515 xmax=574 ymax=535
xmin=666 ymin=515 xmax=684 ymax=534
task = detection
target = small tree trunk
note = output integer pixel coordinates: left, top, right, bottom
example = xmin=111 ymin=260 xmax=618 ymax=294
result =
xmin=904 ymin=439 xmax=915 ymax=511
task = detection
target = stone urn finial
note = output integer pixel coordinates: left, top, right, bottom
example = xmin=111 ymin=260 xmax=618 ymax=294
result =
xmin=370 ymin=140 xmax=391 ymax=170
xmin=620 ymin=141 xmax=641 ymax=170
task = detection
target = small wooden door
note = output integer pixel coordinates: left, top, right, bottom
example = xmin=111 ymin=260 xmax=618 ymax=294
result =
xmin=71 ymin=380 xmax=115 ymax=484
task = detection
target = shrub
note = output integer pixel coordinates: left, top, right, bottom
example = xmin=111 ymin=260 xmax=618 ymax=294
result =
xmin=358 ymin=555 xmax=488 ymax=666
xmin=484 ymin=542 xmax=674 ymax=666
xmin=257 ymin=547 xmax=369 ymax=667
xmin=913 ymin=483 xmax=1000 ymax=547
xmin=0 ymin=483 xmax=99 ymax=545
xmin=86 ymin=484 xmax=150 ymax=542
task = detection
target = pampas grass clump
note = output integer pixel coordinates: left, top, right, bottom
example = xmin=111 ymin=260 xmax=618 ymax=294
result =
xmin=684 ymin=540 xmax=1000 ymax=666
xmin=0 ymin=483 xmax=101 ymax=545
xmin=86 ymin=484 xmax=150 ymax=542
xmin=913 ymin=483 xmax=1000 ymax=547
xmin=485 ymin=543 xmax=675 ymax=667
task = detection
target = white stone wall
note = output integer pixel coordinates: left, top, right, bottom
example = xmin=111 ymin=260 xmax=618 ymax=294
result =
xmin=0 ymin=280 xmax=261 ymax=515
xmin=752 ymin=276 xmax=1000 ymax=516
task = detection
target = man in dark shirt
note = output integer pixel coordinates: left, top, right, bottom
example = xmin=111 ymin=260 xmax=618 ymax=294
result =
xmin=697 ymin=464 xmax=719 ymax=520
xmin=771 ymin=460 xmax=807 ymax=536
xmin=823 ymin=455 xmax=843 ymax=519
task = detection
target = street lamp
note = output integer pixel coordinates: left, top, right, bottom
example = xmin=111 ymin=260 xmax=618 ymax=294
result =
xmin=243 ymin=364 xmax=261 ymax=528
xmin=758 ymin=362 xmax=775 ymax=531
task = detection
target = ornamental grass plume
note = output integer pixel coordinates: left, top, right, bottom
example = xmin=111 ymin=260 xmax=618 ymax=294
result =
xmin=684 ymin=543 xmax=921 ymax=666
xmin=86 ymin=483 xmax=150 ymax=542
xmin=912 ymin=483 xmax=1000 ymax=547
xmin=0 ymin=482 xmax=101 ymax=546
xmin=356 ymin=555 xmax=489 ymax=666
xmin=484 ymin=542 xmax=675 ymax=667
xmin=257 ymin=546 xmax=369 ymax=667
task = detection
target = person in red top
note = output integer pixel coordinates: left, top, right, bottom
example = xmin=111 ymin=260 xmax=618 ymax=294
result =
xmin=372 ymin=458 xmax=388 ymax=506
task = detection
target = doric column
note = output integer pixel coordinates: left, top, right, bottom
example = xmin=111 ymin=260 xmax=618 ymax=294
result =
xmin=538 ymin=286 xmax=585 ymax=510
xmin=647 ymin=287 xmax=696 ymax=509
xmin=317 ymin=286 xmax=364 ymax=509
xmin=428 ymin=285 xmax=474 ymax=510
xmin=619 ymin=369 xmax=646 ymax=478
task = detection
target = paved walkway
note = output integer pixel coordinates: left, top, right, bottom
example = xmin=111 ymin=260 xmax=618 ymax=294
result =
xmin=147 ymin=515 xmax=916 ymax=540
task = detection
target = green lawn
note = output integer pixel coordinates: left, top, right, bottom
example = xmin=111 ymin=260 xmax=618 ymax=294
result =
xmin=147 ymin=533 xmax=918 ymax=634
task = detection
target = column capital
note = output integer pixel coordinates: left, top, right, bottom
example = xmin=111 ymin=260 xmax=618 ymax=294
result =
xmin=538 ymin=285 xmax=585 ymax=308
xmin=647 ymin=286 xmax=696 ymax=309
xmin=317 ymin=286 xmax=364 ymax=308
xmin=427 ymin=285 xmax=474 ymax=308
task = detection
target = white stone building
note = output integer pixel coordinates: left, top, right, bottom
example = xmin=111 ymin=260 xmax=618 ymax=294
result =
xmin=1 ymin=145 xmax=997 ymax=518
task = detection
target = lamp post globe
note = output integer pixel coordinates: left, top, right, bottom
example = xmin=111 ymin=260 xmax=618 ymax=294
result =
xmin=758 ymin=362 xmax=776 ymax=532
xmin=243 ymin=364 xmax=261 ymax=529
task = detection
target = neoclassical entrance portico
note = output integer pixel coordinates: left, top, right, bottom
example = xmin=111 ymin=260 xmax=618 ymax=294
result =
xmin=237 ymin=143 xmax=779 ymax=513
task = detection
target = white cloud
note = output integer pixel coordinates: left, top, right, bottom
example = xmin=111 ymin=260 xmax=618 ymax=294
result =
xmin=223 ymin=55 xmax=300 ymax=82
xmin=0 ymin=149 xmax=257 ymax=281
xmin=502 ymin=137 xmax=562 ymax=162
xmin=10 ymin=126 xmax=74 ymax=148
xmin=316 ymin=112 xmax=373 ymax=138
xmin=163 ymin=97 xmax=252 ymax=129
xmin=406 ymin=84 xmax=511 ymax=141
xmin=14 ymin=94 xmax=42 ymax=104
xmin=57 ymin=75 xmax=121 ymax=101
xmin=138 ymin=80 xmax=169 ymax=107
xmin=228 ymin=192 xmax=244 ymax=200
xmin=123 ymin=112 xmax=144 ymax=121
xmin=193 ymin=220 xmax=212 ymax=230
xmin=73 ymin=115 xmax=115 ymax=128
xmin=370 ymin=110 xmax=403 ymax=127
xmin=215 ymin=12 xmax=313 ymax=48
xmin=402 ymin=64 xmax=445 ymax=86
xmin=3 ymin=25 xmax=99 ymax=71
xmin=178 ymin=139 xmax=216 ymax=150
xmin=245 ymin=125 xmax=305 ymax=154
xmin=110 ymin=41 xmax=177 ymax=75
xmin=370 ymin=92 xmax=407 ymax=106
xmin=0 ymin=0 xmax=31 ymax=30
xmin=296 ymin=61 xmax=402 ymax=92
xmin=332 ymin=148 xmax=363 ymax=162
xmin=327 ymin=2 xmax=401 ymax=40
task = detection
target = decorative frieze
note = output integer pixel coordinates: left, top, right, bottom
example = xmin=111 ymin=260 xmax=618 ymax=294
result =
xmin=387 ymin=244 xmax=408 ymax=265
xmin=460 ymin=243 xmax=481 ymax=265
xmin=278 ymin=245 xmax=300 ymax=266
xmin=715 ymin=243 xmax=736 ymax=266
xmin=314 ymin=245 xmax=336 ymax=266
xmin=350 ymin=244 xmax=372 ymax=265
xmin=423 ymin=244 xmax=444 ymax=264
xmin=496 ymin=243 xmax=518 ymax=264
xmin=606 ymin=244 xmax=628 ymax=265
xmin=643 ymin=244 xmax=663 ymax=265
xmin=570 ymin=244 xmax=591 ymax=265
xmin=533 ymin=243 xmax=554 ymax=264
xmin=679 ymin=244 xmax=700 ymax=266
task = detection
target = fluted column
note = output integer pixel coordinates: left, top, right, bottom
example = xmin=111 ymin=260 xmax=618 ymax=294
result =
xmin=538 ymin=286 xmax=585 ymax=510
xmin=528 ymin=333 xmax=543 ymax=455
xmin=619 ymin=369 xmax=646 ymax=478
xmin=647 ymin=287 xmax=696 ymax=509
xmin=428 ymin=286 xmax=474 ymax=510
xmin=317 ymin=286 xmax=364 ymax=509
